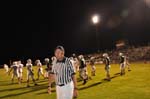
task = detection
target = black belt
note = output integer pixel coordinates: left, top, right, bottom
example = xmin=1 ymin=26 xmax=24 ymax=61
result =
xmin=57 ymin=81 xmax=72 ymax=87
xmin=57 ymin=84 xmax=65 ymax=87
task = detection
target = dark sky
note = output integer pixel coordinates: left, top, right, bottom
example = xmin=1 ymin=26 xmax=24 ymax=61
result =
xmin=1 ymin=0 xmax=150 ymax=64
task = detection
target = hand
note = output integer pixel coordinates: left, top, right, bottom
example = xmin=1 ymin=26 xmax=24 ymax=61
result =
xmin=73 ymin=88 xmax=78 ymax=98
xmin=48 ymin=87 xmax=52 ymax=94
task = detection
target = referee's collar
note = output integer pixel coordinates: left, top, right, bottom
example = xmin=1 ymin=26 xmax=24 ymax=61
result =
xmin=56 ymin=57 xmax=66 ymax=63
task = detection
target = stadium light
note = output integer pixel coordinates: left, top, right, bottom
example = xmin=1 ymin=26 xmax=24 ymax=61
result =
xmin=91 ymin=14 xmax=101 ymax=52
xmin=92 ymin=15 xmax=100 ymax=24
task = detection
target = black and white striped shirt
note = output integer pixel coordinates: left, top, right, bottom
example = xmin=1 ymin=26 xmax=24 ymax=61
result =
xmin=51 ymin=57 xmax=75 ymax=86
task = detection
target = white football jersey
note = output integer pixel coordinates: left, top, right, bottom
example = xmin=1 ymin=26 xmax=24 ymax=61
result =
xmin=11 ymin=65 xmax=19 ymax=73
xmin=26 ymin=63 xmax=33 ymax=73
xmin=19 ymin=64 xmax=24 ymax=72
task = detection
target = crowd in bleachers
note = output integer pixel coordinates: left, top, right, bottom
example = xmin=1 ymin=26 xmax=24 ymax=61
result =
xmin=85 ymin=46 xmax=150 ymax=63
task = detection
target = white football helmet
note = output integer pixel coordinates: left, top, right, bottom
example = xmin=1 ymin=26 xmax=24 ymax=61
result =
xmin=27 ymin=59 xmax=32 ymax=63
xmin=13 ymin=61 xmax=18 ymax=65
xmin=45 ymin=58 xmax=49 ymax=63
xmin=78 ymin=55 xmax=83 ymax=59
xmin=119 ymin=53 xmax=123 ymax=56
xmin=103 ymin=53 xmax=108 ymax=57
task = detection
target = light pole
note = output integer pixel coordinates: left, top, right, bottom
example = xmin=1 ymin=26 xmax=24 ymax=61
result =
xmin=92 ymin=14 xmax=100 ymax=52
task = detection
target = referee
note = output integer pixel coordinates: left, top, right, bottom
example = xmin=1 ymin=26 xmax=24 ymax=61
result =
xmin=48 ymin=46 xmax=78 ymax=99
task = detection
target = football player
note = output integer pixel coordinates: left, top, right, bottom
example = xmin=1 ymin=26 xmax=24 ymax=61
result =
xmin=18 ymin=61 xmax=24 ymax=81
xmin=89 ymin=57 xmax=96 ymax=76
xmin=8 ymin=62 xmax=21 ymax=84
xmin=44 ymin=58 xmax=50 ymax=78
xmin=36 ymin=59 xmax=45 ymax=80
xmin=103 ymin=53 xmax=111 ymax=81
xmin=4 ymin=64 xmax=9 ymax=73
xmin=26 ymin=59 xmax=37 ymax=87
xmin=119 ymin=53 xmax=126 ymax=75
xmin=72 ymin=54 xmax=79 ymax=72
xmin=126 ymin=53 xmax=131 ymax=71
xmin=78 ymin=55 xmax=88 ymax=85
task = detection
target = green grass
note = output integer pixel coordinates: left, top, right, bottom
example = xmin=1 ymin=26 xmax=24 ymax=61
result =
xmin=0 ymin=63 xmax=150 ymax=99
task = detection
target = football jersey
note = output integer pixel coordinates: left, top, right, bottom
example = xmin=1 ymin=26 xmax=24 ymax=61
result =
xmin=11 ymin=65 xmax=19 ymax=73
xmin=37 ymin=62 xmax=43 ymax=71
xmin=26 ymin=63 xmax=33 ymax=73
xmin=120 ymin=56 xmax=126 ymax=63
xmin=90 ymin=58 xmax=95 ymax=65
xmin=37 ymin=62 xmax=42 ymax=66
xmin=79 ymin=58 xmax=86 ymax=69
xmin=18 ymin=64 xmax=24 ymax=73
xmin=46 ymin=62 xmax=52 ymax=71
xmin=104 ymin=57 xmax=110 ymax=66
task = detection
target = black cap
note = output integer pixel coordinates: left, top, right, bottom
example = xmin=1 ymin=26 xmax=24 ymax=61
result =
xmin=55 ymin=46 xmax=65 ymax=52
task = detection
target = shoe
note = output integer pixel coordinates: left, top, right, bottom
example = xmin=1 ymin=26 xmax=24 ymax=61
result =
xmin=83 ymin=80 xmax=87 ymax=85
xmin=120 ymin=73 xmax=123 ymax=76
xmin=34 ymin=83 xmax=38 ymax=86
xmin=27 ymin=85 xmax=30 ymax=87
xmin=36 ymin=79 xmax=39 ymax=81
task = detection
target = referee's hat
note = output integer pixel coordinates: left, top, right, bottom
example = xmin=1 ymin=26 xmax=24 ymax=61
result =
xmin=55 ymin=46 xmax=65 ymax=52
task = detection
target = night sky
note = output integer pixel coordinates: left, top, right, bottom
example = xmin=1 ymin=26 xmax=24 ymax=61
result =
xmin=1 ymin=0 xmax=150 ymax=64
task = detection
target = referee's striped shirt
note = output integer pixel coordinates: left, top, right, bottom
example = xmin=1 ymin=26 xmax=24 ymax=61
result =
xmin=51 ymin=57 xmax=75 ymax=86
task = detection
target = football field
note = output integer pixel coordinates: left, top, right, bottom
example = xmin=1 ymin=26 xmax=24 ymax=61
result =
xmin=0 ymin=63 xmax=150 ymax=99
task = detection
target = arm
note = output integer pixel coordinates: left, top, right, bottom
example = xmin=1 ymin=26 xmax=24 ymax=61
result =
xmin=72 ymin=74 xmax=77 ymax=89
xmin=72 ymin=74 xmax=78 ymax=98
xmin=48 ymin=73 xmax=55 ymax=94
xmin=48 ymin=74 xmax=55 ymax=87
